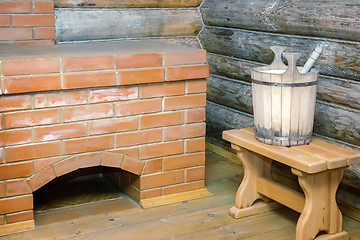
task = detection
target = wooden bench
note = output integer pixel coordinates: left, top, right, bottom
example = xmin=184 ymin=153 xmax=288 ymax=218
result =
xmin=223 ymin=127 xmax=360 ymax=240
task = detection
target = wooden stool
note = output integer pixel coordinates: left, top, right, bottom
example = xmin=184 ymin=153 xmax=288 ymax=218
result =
xmin=223 ymin=128 xmax=360 ymax=240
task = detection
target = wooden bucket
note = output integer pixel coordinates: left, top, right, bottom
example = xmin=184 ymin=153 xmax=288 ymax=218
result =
xmin=251 ymin=46 xmax=318 ymax=146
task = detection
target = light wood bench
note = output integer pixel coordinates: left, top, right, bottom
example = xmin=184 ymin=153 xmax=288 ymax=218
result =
xmin=223 ymin=127 xmax=360 ymax=240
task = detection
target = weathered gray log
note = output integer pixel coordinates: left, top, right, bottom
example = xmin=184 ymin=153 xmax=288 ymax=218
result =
xmin=200 ymin=26 xmax=360 ymax=81
xmin=55 ymin=9 xmax=202 ymax=42
xmin=207 ymin=75 xmax=253 ymax=115
xmin=314 ymin=102 xmax=360 ymax=146
xmin=55 ymin=0 xmax=203 ymax=8
xmin=207 ymin=53 xmax=360 ymax=110
xmin=201 ymin=0 xmax=360 ymax=42
xmin=206 ymin=101 xmax=254 ymax=140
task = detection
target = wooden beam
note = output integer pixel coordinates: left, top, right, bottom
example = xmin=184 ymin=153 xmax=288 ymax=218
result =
xmin=0 ymin=220 xmax=35 ymax=237
xmin=55 ymin=0 xmax=203 ymax=8
xmin=257 ymin=177 xmax=305 ymax=213
xmin=141 ymin=188 xmax=213 ymax=209
xmin=205 ymin=142 xmax=240 ymax=165
xmin=55 ymin=9 xmax=202 ymax=42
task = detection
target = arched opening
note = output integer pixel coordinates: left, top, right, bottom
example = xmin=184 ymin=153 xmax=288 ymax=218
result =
xmin=29 ymin=152 xmax=143 ymax=225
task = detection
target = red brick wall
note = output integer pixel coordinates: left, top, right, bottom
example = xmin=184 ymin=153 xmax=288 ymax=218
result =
xmin=0 ymin=1 xmax=55 ymax=45
xmin=0 ymin=49 xmax=208 ymax=226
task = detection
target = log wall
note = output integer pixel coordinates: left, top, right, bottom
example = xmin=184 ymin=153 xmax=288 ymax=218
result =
xmin=200 ymin=0 xmax=360 ymax=209
xmin=54 ymin=0 xmax=203 ymax=47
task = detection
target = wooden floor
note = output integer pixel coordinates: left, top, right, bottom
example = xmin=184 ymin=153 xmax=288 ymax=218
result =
xmin=2 ymin=151 xmax=360 ymax=240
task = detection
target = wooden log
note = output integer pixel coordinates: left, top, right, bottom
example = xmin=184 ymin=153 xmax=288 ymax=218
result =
xmin=55 ymin=9 xmax=202 ymax=42
xmin=200 ymin=26 xmax=360 ymax=81
xmin=314 ymin=102 xmax=360 ymax=146
xmin=206 ymin=101 xmax=254 ymax=140
xmin=207 ymin=53 xmax=360 ymax=111
xmin=207 ymin=75 xmax=253 ymax=115
xmin=201 ymin=0 xmax=360 ymax=42
xmin=55 ymin=0 xmax=203 ymax=8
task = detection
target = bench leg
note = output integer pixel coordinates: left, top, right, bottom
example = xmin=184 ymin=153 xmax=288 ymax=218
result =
xmin=230 ymin=145 xmax=276 ymax=218
xmin=292 ymin=168 xmax=348 ymax=240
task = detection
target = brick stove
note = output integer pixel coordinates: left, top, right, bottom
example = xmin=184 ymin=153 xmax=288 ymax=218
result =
xmin=0 ymin=41 xmax=209 ymax=234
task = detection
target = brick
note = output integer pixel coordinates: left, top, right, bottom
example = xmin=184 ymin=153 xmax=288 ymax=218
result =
xmin=0 ymin=15 xmax=10 ymax=27
xmin=34 ymin=27 xmax=55 ymax=39
xmin=167 ymin=65 xmax=209 ymax=81
xmin=101 ymin=152 xmax=124 ymax=168
xmin=63 ymin=56 xmax=113 ymax=72
xmin=108 ymin=147 xmax=139 ymax=158
xmin=3 ymin=58 xmax=59 ymax=76
xmin=89 ymin=86 xmax=138 ymax=103
xmin=6 ymin=142 xmax=61 ymax=162
xmin=63 ymin=72 xmax=115 ymax=89
xmin=64 ymin=135 xmax=114 ymax=154
xmin=0 ymin=2 xmax=31 ymax=13
xmin=142 ymin=158 xmax=162 ymax=175
xmin=33 ymin=1 xmax=54 ymax=13
xmin=186 ymin=137 xmax=205 ymax=153
xmin=140 ymin=170 xmax=184 ymax=190
xmin=0 ymin=115 xmax=2 ymax=130
xmin=5 ymin=180 xmax=31 ymax=197
xmin=89 ymin=117 xmax=138 ymax=135
xmin=63 ymin=103 xmax=113 ymax=122
xmin=0 ymin=129 xmax=32 ymax=147
xmin=35 ymin=123 xmax=87 ymax=141
xmin=4 ymin=108 xmax=60 ymax=129
xmin=140 ymin=82 xmax=185 ymax=98
xmin=27 ymin=166 xmax=55 ymax=191
xmin=0 ymin=162 xmax=32 ymax=181
xmin=163 ymin=181 xmax=205 ymax=196
xmin=17 ymin=40 xmax=55 ymax=46
xmin=34 ymin=90 xmax=87 ymax=108
xmin=186 ymin=166 xmax=205 ymax=182
xmin=164 ymin=50 xmax=206 ymax=66
xmin=6 ymin=210 xmax=33 ymax=224
xmin=164 ymin=94 xmax=206 ymax=111
xmin=186 ymin=108 xmax=206 ymax=123
xmin=4 ymin=75 xmax=61 ymax=94
xmin=78 ymin=153 xmax=101 ymax=169
xmin=140 ymin=112 xmax=184 ymax=129
xmin=33 ymin=157 xmax=62 ymax=173
xmin=140 ymin=141 xmax=184 ymax=159
xmin=115 ymin=129 xmax=162 ymax=147
xmin=0 ymin=182 xmax=4 ymax=198
xmin=115 ymin=99 xmax=162 ymax=116
xmin=118 ymin=69 xmax=164 ymax=86
xmin=0 ymin=195 xmax=33 ymax=215
xmin=140 ymin=189 xmax=162 ymax=200
xmin=0 ymin=216 xmax=3 ymax=225
xmin=53 ymin=156 xmax=78 ymax=177
xmin=115 ymin=53 xmax=162 ymax=69
xmin=121 ymin=156 xmax=144 ymax=175
xmin=0 ymin=95 xmax=31 ymax=112
xmin=12 ymin=14 xmax=54 ymax=27
xmin=164 ymin=123 xmax=206 ymax=141
xmin=163 ymin=152 xmax=205 ymax=171
xmin=187 ymin=79 xmax=207 ymax=93
xmin=0 ymin=28 xmax=32 ymax=41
